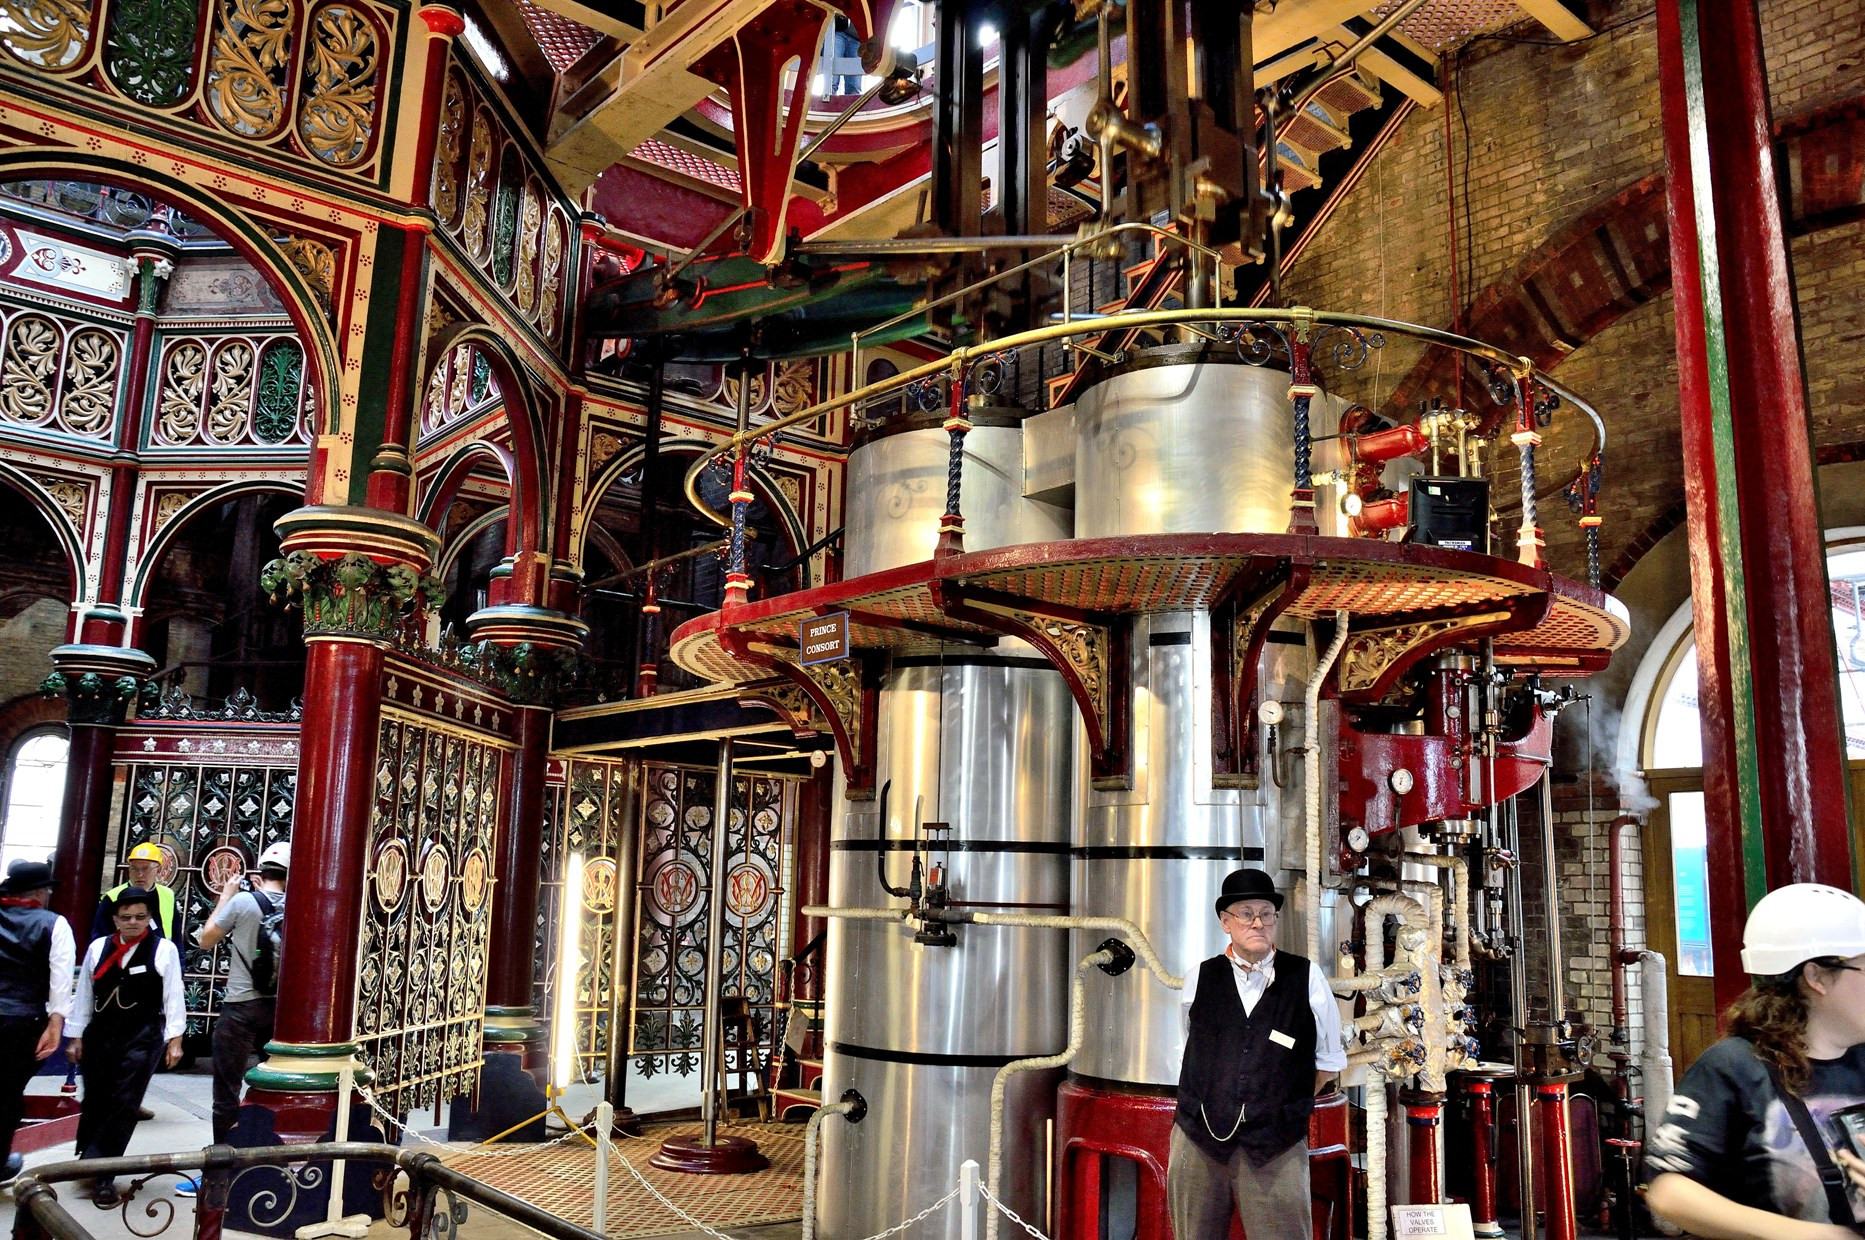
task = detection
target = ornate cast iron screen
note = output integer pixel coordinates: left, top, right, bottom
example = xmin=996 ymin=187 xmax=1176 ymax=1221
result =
xmin=111 ymin=727 xmax=299 ymax=1051
xmin=535 ymin=757 xmax=634 ymax=1077
xmin=355 ymin=697 xmax=509 ymax=1113
xmin=630 ymin=765 xmax=798 ymax=1082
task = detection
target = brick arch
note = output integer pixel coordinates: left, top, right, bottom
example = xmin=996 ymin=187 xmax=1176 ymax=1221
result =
xmin=1383 ymin=91 xmax=1865 ymax=419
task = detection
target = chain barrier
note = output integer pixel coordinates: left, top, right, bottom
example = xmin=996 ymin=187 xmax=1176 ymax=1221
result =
xmin=978 ymin=1183 xmax=1055 ymax=1240
xmin=355 ymin=1086 xmax=596 ymax=1161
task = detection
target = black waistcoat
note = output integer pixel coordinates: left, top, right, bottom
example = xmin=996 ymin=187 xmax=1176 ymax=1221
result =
xmin=0 ymin=904 xmax=56 ymax=1018
xmin=88 ymin=935 xmax=164 ymax=1040
xmin=1175 ymin=951 xmax=1318 ymax=1167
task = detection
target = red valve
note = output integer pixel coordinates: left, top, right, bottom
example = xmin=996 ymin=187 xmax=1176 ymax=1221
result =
xmin=1352 ymin=495 xmax=1409 ymax=536
xmin=1347 ymin=423 xmax=1431 ymax=466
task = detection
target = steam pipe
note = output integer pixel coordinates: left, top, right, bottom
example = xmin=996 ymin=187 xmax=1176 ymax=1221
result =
xmin=1307 ymin=612 xmax=1353 ymax=957
xmin=1402 ymin=853 xmax=1473 ymax=973
xmin=1605 ymin=813 xmax=1641 ymax=1095
xmin=1537 ymin=770 xmax=1566 ymax=1021
xmin=801 ymin=1092 xmax=865 ymax=1240
xmin=984 ymin=947 xmax=1117 ymax=1240
xmin=1639 ymin=950 xmax=1675 ymax=1151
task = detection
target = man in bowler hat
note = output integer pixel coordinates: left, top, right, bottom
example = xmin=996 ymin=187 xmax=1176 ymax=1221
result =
xmin=0 ymin=860 xmax=74 ymax=1186
xmin=1168 ymin=868 xmax=1346 ymax=1240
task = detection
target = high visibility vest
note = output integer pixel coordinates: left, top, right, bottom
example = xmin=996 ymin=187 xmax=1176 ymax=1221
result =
xmin=103 ymin=881 xmax=177 ymax=940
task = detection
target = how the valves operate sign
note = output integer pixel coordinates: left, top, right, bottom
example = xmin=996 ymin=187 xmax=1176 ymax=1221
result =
xmin=799 ymin=612 xmax=849 ymax=665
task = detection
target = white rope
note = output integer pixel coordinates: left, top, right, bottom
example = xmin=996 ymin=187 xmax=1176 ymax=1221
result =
xmin=978 ymin=1183 xmax=1054 ymax=1240
xmin=355 ymin=1086 xmax=595 ymax=1161
xmin=606 ymin=1144 xmax=963 ymax=1240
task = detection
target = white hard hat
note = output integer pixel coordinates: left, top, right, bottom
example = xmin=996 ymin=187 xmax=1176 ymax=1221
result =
xmin=1741 ymin=883 xmax=1865 ymax=975
xmin=258 ymin=842 xmax=291 ymax=871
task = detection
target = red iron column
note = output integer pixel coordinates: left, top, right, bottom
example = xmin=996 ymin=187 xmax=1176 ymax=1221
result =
xmin=244 ymin=508 xmax=441 ymax=1140
xmin=1656 ymin=0 xmax=1856 ymax=1010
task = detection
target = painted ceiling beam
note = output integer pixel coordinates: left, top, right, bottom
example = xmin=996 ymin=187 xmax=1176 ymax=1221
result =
xmin=1513 ymin=0 xmax=1594 ymax=42
xmin=546 ymin=0 xmax=783 ymax=197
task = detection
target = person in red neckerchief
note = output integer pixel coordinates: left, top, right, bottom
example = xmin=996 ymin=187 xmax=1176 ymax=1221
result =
xmin=0 ymin=860 xmax=73 ymax=1188
xmin=66 ymin=887 xmax=184 ymax=1205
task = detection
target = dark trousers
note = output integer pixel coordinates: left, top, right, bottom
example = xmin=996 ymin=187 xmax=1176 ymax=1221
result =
xmin=0 ymin=1014 xmax=48 ymax=1164
xmin=212 ymin=999 xmax=274 ymax=1144
xmin=75 ymin=1023 xmax=160 ymax=1161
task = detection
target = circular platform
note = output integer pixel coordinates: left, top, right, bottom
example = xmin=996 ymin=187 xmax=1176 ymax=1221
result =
xmin=648 ymin=1133 xmax=771 ymax=1174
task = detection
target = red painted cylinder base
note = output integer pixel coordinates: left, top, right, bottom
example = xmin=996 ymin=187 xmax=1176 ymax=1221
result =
xmin=1461 ymin=1079 xmax=1504 ymax=1238
xmin=1404 ymin=1097 xmax=1443 ymax=1204
xmin=1053 ymin=1080 xmax=1351 ymax=1240
xmin=50 ymin=723 xmax=117 ymax=938
xmin=1532 ymin=1083 xmax=1578 ymax=1240
xmin=243 ymin=1088 xmax=339 ymax=1145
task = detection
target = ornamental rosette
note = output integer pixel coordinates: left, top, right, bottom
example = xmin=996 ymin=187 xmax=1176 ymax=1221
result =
xmin=262 ymin=550 xmax=447 ymax=641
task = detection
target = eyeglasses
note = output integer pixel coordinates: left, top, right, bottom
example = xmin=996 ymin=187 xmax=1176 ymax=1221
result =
xmin=1223 ymin=910 xmax=1278 ymax=926
xmin=113 ymin=911 xmax=151 ymax=922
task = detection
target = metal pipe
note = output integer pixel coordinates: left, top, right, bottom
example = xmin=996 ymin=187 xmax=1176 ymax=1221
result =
xmin=1506 ymin=796 xmax=1537 ymax=1240
xmin=1096 ymin=2 xmax=1114 ymax=220
xmin=801 ymin=1095 xmax=862 ymax=1240
xmin=660 ymin=207 xmax=747 ymax=285
xmin=700 ymin=737 xmax=736 ymax=1146
xmin=798 ymin=234 xmax=1075 ymax=255
xmin=1307 ymin=613 xmax=1352 ymax=957
xmin=1466 ymin=1077 xmax=1505 ymax=1238
xmin=690 ymin=306 xmax=1609 ymax=527
xmin=1533 ymin=1082 xmax=1579 ymax=1240
xmin=1605 ymin=812 xmax=1641 ymax=1096
xmin=1638 ymin=949 xmax=1676 ymax=1168
xmin=1538 ymin=770 xmax=1566 ymax=1021
xmin=797 ymin=76 xmax=893 ymax=164
xmin=800 ymin=904 xmax=1186 ymax=989
xmin=1402 ymin=853 xmax=1473 ymax=973
xmin=984 ymin=947 xmax=1116 ymax=1240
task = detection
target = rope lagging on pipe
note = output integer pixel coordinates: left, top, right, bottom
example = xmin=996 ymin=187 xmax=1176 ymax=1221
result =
xmin=802 ymin=1099 xmax=859 ymax=1240
xmin=1307 ymin=612 xmax=1353 ymax=958
xmin=984 ymin=948 xmax=1116 ymax=1240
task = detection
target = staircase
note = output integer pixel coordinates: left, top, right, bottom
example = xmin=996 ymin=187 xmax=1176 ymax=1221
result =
xmin=773 ymin=1048 xmax=827 ymax=1121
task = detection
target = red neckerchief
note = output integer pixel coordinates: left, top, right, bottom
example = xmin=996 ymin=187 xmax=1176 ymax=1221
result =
xmin=1226 ymin=945 xmax=1276 ymax=978
xmin=0 ymin=896 xmax=39 ymax=908
xmin=94 ymin=932 xmax=145 ymax=980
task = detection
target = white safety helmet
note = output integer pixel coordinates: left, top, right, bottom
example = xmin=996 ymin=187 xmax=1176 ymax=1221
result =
xmin=1741 ymin=883 xmax=1865 ymax=976
xmin=258 ymin=842 xmax=291 ymax=872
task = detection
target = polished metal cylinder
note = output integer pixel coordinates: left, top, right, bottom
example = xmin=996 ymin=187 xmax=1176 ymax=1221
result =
xmin=844 ymin=409 xmax=1071 ymax=577
xmin=821 ymin=659 xmax=1073 ymax=1238
xmin=1073 ymin=347 xmax=1345 ymax=539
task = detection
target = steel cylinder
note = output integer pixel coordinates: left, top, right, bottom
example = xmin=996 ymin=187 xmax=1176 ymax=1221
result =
xmin=821 ymin=660 xmax=1073 ymax=1239
xmin=843 ymin=408 xmax=1070 ymax=577
xmin=1072 ymin=347 xmax=1345 ymax=539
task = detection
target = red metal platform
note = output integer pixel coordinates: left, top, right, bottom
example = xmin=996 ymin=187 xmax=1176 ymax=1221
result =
xmin=669 ymin=534 xmax=1628 ymax=794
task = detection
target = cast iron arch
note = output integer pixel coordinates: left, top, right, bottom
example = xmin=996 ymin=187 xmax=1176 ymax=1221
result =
xmin=0 ymin=464 xmax=86 ymax=604
xmin=126 ymin=480 xmax=305 ymax=610
xmin=423 ymin=322 xmax=546 ymax=564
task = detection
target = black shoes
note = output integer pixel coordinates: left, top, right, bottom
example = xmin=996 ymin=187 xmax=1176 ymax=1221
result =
xmin=91 ymin=1179 xmax=121 ymax=1207
xmin=136 ymin=1105 xmax=155 ymax=1120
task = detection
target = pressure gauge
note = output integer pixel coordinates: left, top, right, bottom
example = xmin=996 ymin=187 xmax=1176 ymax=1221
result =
xmin=1389 ymin=768 xmax=1415 ymax=795
xmin=1341 ymin=492 xmax=1364 ymax=518
xmin=1257 ymin=700 xmax=1285 ymax=727
xmin=1347 ymin=827 xmax=1371 ymax=852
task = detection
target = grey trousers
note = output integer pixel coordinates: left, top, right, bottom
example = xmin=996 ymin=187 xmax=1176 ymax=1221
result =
xmin=1167 ymin=1123 xmax=1311 ymax=1240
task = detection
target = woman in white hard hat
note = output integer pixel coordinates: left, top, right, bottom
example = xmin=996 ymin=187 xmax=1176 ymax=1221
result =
xmin=1643 ymin=882 xmax=1865 ymax=1237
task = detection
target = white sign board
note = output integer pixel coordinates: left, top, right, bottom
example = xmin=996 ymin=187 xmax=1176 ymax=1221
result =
xmin=1390 ymin=1203 xmax=1475 ymax=1239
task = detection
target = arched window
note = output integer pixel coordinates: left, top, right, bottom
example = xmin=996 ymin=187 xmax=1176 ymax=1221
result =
xmin=1 ymin=729 xmax=67 ymax=872
xmin=1645 ymin=540 xmax=1865 ymax=769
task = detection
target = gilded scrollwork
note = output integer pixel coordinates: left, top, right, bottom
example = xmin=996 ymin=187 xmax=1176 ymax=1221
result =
xmin=538 ymin=213 xmax=565 ymax=338
xmin=158 ymin=341 xmax=207 ymax=442
xmin=41 ymin=479 xmax=87 ymax=531
xmin=798 ymin=658 xmax=864 ymax=771
xmin=205 ymin=0 xmax=295 ymax=139
xmin=432 ymin=70 xmax=467 ymax=227
xmin=772 ymin=359 xmax=817 ymax=417
xmin=1337 ymin=612 xmax=1511 ymax=695
xmin=278 ymin=235 xmax=334 ymax=316
xmin=0 ymin=315 xmax=59 ymax=426
xmin=0 ymin=0 xmax=91 ymax=70
xmin=461 ymin=109 xmax=494 ymax=257
xmin=1028 ymin=613 xmax=1108 ymax=721
xmin=59 ymin=328 xmax=119 ymax=436
xmin=514 ymin=185 xmax=541 ymax=313
xmin=206 ymin=341 xmax=255 ymax=444
xmin=298 ymin=3 xmax=378 ymax=166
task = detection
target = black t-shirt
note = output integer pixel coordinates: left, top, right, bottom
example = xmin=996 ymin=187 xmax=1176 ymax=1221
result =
xmin=1643 ymin=1036 xmax=1865 ymax=1225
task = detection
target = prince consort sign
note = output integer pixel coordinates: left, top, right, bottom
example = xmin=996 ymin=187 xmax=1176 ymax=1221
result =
xmin=799 ymin=612 xmax=850 ymax=665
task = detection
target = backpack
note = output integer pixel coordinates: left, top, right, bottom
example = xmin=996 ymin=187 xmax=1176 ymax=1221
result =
xmin=246 ymin=889 xmax=285 ymax=997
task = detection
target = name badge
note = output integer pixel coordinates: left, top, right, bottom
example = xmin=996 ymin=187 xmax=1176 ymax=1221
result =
xmin=128 ymin=965 xmax=148 ymax=975
xmin=1268 ymin=1029 xmax=1296 ymax=1049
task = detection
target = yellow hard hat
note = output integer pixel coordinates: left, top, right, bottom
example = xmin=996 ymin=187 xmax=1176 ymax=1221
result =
xmin=127 ymin=843 xmax=165 ymax=863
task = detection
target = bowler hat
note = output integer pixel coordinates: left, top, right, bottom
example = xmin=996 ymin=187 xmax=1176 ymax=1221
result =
xmin=1214 ymin=867 xmax=1283 ymax=915
xmin=0 ymin=859 xmax=53 ymax=896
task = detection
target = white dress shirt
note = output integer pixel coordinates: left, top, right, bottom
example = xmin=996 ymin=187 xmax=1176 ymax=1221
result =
xmin=68 ymin=934 xmax=186 ymax=1041
xmin=1181 ymin=946 xmax=1349 ymax=1072
xmin=44 ymin=916 xmax=74 ymax=1019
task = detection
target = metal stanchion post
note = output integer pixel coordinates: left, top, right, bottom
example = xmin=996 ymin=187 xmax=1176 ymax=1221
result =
xmin=295 ymin=1066 xmax=369 ymax=1239
xmin=960 ymin=1159 xmax=980 ymax=1240
xmin=594 ymin=1100 xmax=612 ymax=1235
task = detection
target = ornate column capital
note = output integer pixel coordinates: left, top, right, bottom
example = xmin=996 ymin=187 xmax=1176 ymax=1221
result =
xmin=264 ymin=506 xmax=444 ymax=642
xmin=42 ymin=644 xmax=157 ymax=726
xmin=462 ymin=605 xmax=588 ymax=705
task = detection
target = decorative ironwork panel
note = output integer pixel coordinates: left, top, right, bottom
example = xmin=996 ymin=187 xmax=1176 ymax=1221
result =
xmin=355 ymin=707 xmax=507 ymax=1113
xmin=629 ymin=766 xmax=797 ymax=1082
xmin=0 ymin=306 xmax=125 ymax=442
xmin=150 ymin=332 xmax=308 ymax=449
xmin=115 ymin=755 xmax=298 ymax=1048
xmin=534 ymin=757 xmax=631 ymax=1078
